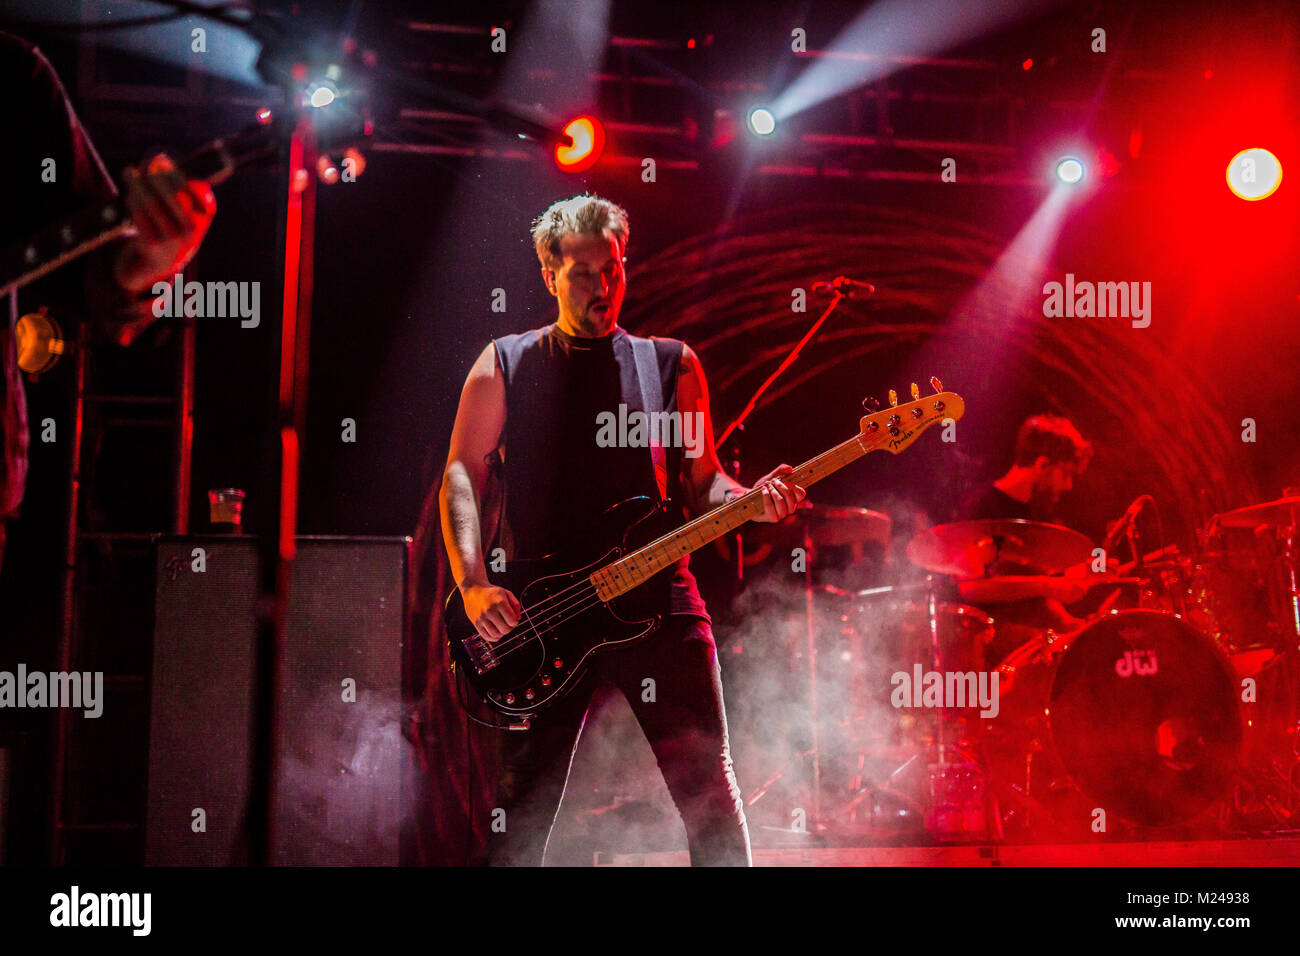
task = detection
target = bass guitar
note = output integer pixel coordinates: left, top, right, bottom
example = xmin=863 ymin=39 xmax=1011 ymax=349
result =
xmin=445 ymin=380 xmax=964 ymax=718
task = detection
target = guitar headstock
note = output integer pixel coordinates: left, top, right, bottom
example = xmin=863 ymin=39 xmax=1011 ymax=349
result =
xmin=858 ymin=377 xmax=965 ymax=455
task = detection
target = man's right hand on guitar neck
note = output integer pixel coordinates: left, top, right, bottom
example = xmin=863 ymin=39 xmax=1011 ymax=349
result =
xmin=461 ymin=582 xmax=522 ymax=642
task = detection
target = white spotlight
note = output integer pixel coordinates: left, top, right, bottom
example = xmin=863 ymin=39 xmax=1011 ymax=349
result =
xmin=747 ymin=107 xmax=776 ymax=137
xmin=308 ymin=83 xmax=336 ymax=108
xmin=1056 ymin=157 xmax=1085 ymax=184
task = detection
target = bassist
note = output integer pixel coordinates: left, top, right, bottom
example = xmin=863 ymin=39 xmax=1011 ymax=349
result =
xmin=439 ymin=193 xmax=805 ymax=866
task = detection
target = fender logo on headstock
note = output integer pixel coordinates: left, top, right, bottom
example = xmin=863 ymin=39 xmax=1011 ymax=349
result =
xmin=888 ymin=426 xmax=918 ymax=451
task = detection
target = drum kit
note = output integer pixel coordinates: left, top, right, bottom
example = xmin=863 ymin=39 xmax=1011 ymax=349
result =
xmin=742 ymin=493 xmax=1300 ymax=843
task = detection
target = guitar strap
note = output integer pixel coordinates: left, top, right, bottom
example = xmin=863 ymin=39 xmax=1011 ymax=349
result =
xmin=629 ymin=336 xmax=668 ymax=504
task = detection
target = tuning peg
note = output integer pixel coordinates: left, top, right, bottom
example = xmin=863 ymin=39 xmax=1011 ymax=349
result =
xmin=929 ymin=376 xmax=943 ymax=393
xmin=888 ymin=389 xmax=898 ymax=407
xmin=862 ymin=396 xmax=881 ymax=412
xmin=910 ymin=383 xmax=920 ymax=401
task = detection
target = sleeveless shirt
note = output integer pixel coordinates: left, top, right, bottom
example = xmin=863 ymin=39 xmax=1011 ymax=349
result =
xmin=491 ymin=323 xmax=709 ymax=620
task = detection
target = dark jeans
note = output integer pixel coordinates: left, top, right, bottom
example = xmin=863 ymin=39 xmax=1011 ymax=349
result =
xmin=484 ymin=614 xmax=751 ymax=866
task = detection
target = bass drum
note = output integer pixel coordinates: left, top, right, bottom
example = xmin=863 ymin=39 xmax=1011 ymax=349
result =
xmin=987 ymin=609 xmax=1242 ymax=829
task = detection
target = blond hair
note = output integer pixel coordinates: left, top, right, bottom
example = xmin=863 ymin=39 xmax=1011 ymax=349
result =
xmin=530 ymin=193 xmax=629 ymax=269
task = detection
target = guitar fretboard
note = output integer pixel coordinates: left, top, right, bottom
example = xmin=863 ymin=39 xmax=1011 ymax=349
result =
xmin=0 ymin=204 xmax=132 ymax=296
xmin=590 ymin=434 xmax=868 ymax=600
xmin=0 ymin=125 xmax=270 ymax=297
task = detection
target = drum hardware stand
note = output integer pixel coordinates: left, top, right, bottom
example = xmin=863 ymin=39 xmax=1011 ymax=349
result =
xmin=832 ymin=574 xmax=956 ymax=837
xmin=835 ymin=752 xmax=926 ymax=831
xmin=1275 ymin=505 xmax=1300 ymax=825
xmin=833 ymin=573 xmax=978 ymax=838
xmin=740 ymin=524 xmax=827 ymax=831
xmin=833 ymin=572 xmax=1000 ymax=842
xmin=984 ymin=762 xmax=1059 ymax=836
xmin=1234 ymin=763 xmax=1300 ymax=827
xmin=1241 ymin=496 xmax=1300 ymax=830
xmin=1280 ymin=500 xmax=1300 ymax=650
xmin=921 ymin=574 xmax=996 ymax=841
xmin=1127 ymin=520 xmax=1144 ymax=597
xmin=803 ymin=524 xmax=823 ymax=827
xmin=745 ymin=749 xmax=816 ymax=811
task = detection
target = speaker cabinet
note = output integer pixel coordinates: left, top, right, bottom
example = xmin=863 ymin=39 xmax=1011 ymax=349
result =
xmin=146 ymin=535 xmax=408 ymax=865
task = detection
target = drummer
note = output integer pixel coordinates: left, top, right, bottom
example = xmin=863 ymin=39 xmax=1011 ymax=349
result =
xmin=959 ymin=415 xmax=1091 ymax=524
xmin=957 ymin=414 xmax=1094 ymax=664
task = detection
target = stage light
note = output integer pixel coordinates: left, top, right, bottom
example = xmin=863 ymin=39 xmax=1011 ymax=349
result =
xmin=747 ymin=108 xmax=776 ymax=137
xmin=1056 ymin=157 xmax=1085 ymax=184
xmin=316 ymin=155 xmax=340 ymax=184
xmin=1226 ymin=147 xmax=1282 ymax=201
xmin=307 ymin=82 xmax=336 ymax=108
xmin=15 ymin=310 xmax=64 ymax=374
xmin=554 ymin=115 xmax=605 ymax=173
xmin=343 ymin=147 xmax=367 ymax=180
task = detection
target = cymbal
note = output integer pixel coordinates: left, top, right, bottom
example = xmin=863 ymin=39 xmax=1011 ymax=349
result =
xmin=743 ymin=502 xmax=893 ymax=548
xmin=958 ymin=574 xmax=1143 ymax=603
xmin=850 ymin=581 xmax=935 ymax=600
xmin=795 ymin=503 xmax=892 ymax=547
xmin=906 ymin=519 xmax=1094 ymax=577
xmin=1216 ymin=496 xmax=1300 ymax=529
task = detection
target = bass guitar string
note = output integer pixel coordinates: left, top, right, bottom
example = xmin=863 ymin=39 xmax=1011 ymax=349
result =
xmin=481 ymin=487 xmax=776 ymax=658
xmin=474 ymin=464 xmax=848 ymax=663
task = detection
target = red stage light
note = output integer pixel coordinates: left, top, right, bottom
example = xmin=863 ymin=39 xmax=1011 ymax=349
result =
xmin=316 ymin=156 xmax=339 ymax=184
xmin=1226 ymin=147 xmax=1282 ymax=201
xmin=1022 ymin=58 xmax=1033 ymax=70
xmin=555 ymin=115 xmax=606 ymax=174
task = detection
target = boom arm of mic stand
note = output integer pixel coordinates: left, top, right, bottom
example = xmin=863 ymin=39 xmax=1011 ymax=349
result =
xmin=714 ymin=290 xmax=848 ymax=451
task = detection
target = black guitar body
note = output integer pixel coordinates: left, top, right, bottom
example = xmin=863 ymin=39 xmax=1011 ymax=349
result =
xmin=444 ymin=496 xmax=674 ymax=718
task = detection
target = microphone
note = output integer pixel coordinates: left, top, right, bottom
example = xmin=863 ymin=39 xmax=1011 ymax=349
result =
xmin=812 ymin=275 xmax=876 ymax=296
xmin=1102 ymin=494 xmax=1154 ymax=554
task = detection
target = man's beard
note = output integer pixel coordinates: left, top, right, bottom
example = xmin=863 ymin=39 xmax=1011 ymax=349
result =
xmin=572 ymin=301 xmax=615 ymax=335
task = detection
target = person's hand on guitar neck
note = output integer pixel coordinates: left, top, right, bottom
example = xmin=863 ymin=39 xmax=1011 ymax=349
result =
xmin=732 ymin=463 xmax=807 ymax=523
xmin=112 ymin=155 xmax=216 ymax=296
